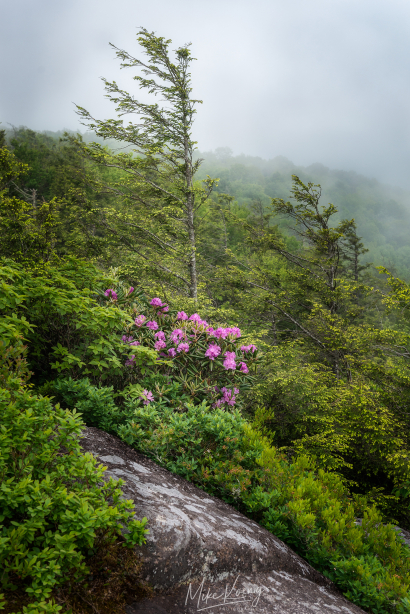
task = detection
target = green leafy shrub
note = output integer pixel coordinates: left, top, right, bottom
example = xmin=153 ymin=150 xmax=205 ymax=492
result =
xmin=0 ymin=343 xmax=148 ymax=614
xmin=48 ymin=374 xmax=194 ymax=435
xmin=0 ymin=337 xmax=32 ymax=391
xmin=51 ymin=377 xmax=119 ymax=429
xmin=0 ymin=259 xmax=158 ymax=387
xmin=259 ymin=450 xmax=410 ymax=613
xmin=249 ymin=342 xmax=410 ymax=525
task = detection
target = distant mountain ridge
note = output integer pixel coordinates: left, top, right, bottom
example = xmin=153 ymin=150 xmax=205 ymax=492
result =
xmin=196 ymin=149 xmax=410 ymax=279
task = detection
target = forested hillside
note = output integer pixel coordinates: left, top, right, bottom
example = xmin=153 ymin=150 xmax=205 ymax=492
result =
xmin=196 ymin=148 xmax=410 ymax=279
xmin=6 ymin=126 xmax=410 ymax=279
xmin=3 ymin=27 xmax=410 ymax=614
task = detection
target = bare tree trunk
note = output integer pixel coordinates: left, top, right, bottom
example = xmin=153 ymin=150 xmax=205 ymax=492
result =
xmin=31 ymin=189 xmax=37 ymax=209
xmin=184 ymin=135 xmax=197 ymax=300
xmin=271 ymin=314 xmax=278 ymax=345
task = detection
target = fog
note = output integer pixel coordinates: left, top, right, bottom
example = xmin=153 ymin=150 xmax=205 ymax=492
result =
xmin=2 ymin=0 xmax=410 ymax=188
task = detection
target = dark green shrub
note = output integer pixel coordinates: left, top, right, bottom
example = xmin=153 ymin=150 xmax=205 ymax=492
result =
xmin=0 ymin=344 xmax=148 ymax=614
xmin=0 ymin=259 xmax=157 ymax=387
xmin=51 ymin=377 xmax=118 ymax=429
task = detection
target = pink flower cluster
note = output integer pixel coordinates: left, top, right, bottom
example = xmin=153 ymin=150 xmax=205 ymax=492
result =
xmin=177 ymin=342 xmax=190 ymax=353
xmin=135 ymin=315 xmax=147 ymax=327
xmin=123 ymin=297 xmax=257 ymax=390
xmin=213 ymin=327 xmax=241 ymax=340
xmin=240 ymin=344 xmax=257 ymax=353
xmin=223 ymin=351 xmax=237 ymax=370
xmin=104 ymin=289 xmax=118 ymax=300
xmin=154 ymin=339 xmax=166 ymax=351
xmin=214 ymin=386 xmax=240 ymax=408
xmin=205 ymin=343 xmax=221 ymax=360
xmin=239 ymin=362 xmax=249 ymax=374
xmin=170 ymin=328 xmax=185 ymax=343
xmin=150 ymin=297 xmax=169 ymax=313
xmin=139 ymin=389 xmax=154 ymax=405
xmin=153 ymin=330 xmax=166 ymax=350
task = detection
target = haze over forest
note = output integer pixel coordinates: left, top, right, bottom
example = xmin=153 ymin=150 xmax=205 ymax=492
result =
xmin=3 ymin=123 xmax=410 ymax=280
xmin=2 ymin=0 xmax=410 ymax=188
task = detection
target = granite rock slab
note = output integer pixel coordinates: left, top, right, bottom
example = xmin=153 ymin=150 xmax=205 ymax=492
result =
xmin=80 ymin=427 xmax=366 ymax=614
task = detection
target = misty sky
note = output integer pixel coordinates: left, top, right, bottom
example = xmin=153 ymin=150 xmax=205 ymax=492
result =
xmin=2 ymin=0 xmax=410 ymax=188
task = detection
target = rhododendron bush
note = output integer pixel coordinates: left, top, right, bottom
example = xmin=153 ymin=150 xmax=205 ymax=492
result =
xmin=99 ymin=285 xmax=259 ymax=409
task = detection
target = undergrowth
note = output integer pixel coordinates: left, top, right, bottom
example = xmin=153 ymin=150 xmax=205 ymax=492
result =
xmin=52 ymin=375 xmax=410 ymax=614
xmin=0 ymin=342 xmax=148 ymax=614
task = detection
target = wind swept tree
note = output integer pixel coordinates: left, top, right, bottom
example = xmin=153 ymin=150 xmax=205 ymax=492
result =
xmin=75 ymin=28 xmax=218 ymax=299
xmin=214 ymin=176 xmax=386 ymax=379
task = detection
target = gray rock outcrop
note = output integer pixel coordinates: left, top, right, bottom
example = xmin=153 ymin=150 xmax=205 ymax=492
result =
xmin=80 ymin=427 xmax=366 ymax=614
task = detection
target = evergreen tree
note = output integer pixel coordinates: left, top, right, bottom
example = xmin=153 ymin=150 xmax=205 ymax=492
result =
xmin=75 ymin=28 xmax=218 ymax=299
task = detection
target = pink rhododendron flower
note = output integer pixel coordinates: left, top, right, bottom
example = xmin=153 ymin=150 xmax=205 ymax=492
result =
xmin=223 ymin=351 xmax=237 ymax=370
xmin=150 ymin=297 xmax=163 ymax=307
xmin=177 ymin=342 xmax=190 ymax=353
xmin=228 ymin=327 xmax=241 ymax=339
xmin=135 ymin=315 xmax=146 ymax=327
xmin=213 ymin=327 xmax=228 ymax=339
xmin=146 ymin=320 xmax=159 ymax=330
xmin=213 ymin=386 xmax=239 ymax=408
xmin=170 ymin=328 xmax=184 ymax=343
xmin=239 ymin=362 xmax=249 ymax=374
xmin=206 ymin=326 xmax=214 ymax=334
xmin=122 ymin=335 xmax=133 ymax=343
xmin=104 ymin=289 xmax=118 ymax=300
xmin=154 ymin=339 xmax=166 ymax=351
xmin=154 ymin=331 xmax=166 ymax=341
xmin=161 ymin=305 xmax=169 ymax=313
xmin=221 ymin=387 xmax=237 ymax=406
xmin=125 ymin=355 xmax=136 ymax=367
xmin=129 ymin=340 xmax=140 ymax=346
xmin=240 ymin=344 xmax=257 ymax=353
xmin=177 ymin=311 xmax=188 ymax=320
xmin=139 ymin=389 xmax=154 ymax=405
xmin=168 ymin=348 xmax=176 ymax=357
xmin=205 ymin=343 xmax=221 ymax=360
xmin=128 ymin=287 xmax=135 ymax=295
xmin=189 ymin=313 xmax=201 ymax=322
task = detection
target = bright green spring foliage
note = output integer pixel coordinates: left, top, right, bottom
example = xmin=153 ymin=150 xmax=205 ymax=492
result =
xmin=0 ymin=130 xmax=62 ymax=268
xmin=0 ymin=342 xmax=148 ymax=614
xmin=0 ymin=258 xmax=158 ymax=387
xmin=259 ymin=451 xmax=410 ymax=614
xmin=250 ymin=343 xmax=410 ymax=512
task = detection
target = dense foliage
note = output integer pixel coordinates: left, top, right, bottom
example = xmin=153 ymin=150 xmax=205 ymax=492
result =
xmin=3 ymin=26 xmax=410 ymax=614
xmin=0 ymin=340 xmax=148 ymax=614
